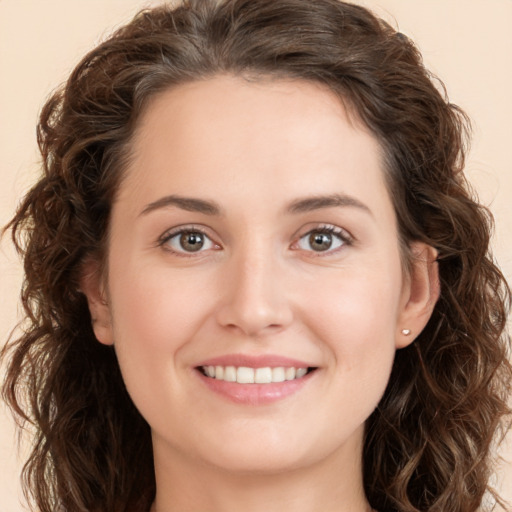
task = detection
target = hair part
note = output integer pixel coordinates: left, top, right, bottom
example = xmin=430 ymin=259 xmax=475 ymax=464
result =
xmin=2 ymin=1 xmax=511 ymax=511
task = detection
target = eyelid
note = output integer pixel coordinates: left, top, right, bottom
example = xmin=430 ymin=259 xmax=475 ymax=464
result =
xmin=157 ymin=224 xmax=221 ymax=256
xmin=291 ymin=223 xmax=353 ymax=256
xmin=156 ymin=222 xmax=353 ymax=257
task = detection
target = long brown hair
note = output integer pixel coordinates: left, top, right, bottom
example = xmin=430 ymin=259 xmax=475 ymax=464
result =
xmin=2 ymin=1 xmax=511 ymax=511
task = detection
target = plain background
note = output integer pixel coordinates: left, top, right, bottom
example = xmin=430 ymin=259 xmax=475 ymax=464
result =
xmin=1 ymin=0 xmax=511 ymax=510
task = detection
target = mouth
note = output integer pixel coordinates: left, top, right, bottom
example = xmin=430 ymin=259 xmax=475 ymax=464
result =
xmin=197 ymin=365 xmax=317 ymax=384
xmin=194 ymin=355 xmax=318 ymax=404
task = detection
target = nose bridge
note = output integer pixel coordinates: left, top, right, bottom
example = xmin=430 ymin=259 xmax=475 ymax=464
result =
xmin=216 ymin=236 xmax=292 ymax=336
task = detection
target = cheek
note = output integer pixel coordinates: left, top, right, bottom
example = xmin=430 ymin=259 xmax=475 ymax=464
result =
xmin=300 ymin=264 xmax=402 ymax=367
xmin=109 ymin=262 xmax=212 ymax=353
xmin=283 ymin=267 xmax=402 ymax=454
xmin=107 ymin=264 xmax=214 ymax=418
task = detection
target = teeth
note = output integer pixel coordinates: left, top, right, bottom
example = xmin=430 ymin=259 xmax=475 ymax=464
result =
xmin=224 ymin=366 xmax=236 ymax=382
xmin=202 ymin=365 xmax=310 ymax=383
xmin=285 ymin=367 xmax=296 ymax=380
xmin=272 ymin=367 xmax=286 ymax=382
xmin=255 ymin=367 xmax=272 ymax=383
xmin=296 ymin=368 xmax=308 ymax=378
xmin=237 ymin=366 xmax=254 ymax=383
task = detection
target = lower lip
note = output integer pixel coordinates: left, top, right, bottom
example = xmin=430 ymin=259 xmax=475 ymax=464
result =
xmin=196 ymin=370 xmax=315 ymax=405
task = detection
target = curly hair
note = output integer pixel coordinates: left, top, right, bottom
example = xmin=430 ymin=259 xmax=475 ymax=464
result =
xmin=2 ymin=1 xmax=511 ymax=511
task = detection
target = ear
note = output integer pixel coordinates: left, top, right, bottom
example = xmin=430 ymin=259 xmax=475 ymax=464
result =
xmin=79 ymin=259 xmax=114 ymax=346
xmin=396 ymin=242 xmax=440 ymax=349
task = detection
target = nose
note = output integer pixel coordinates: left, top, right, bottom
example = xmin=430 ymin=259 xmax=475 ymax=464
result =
xmin=215 ymin=248 xmax=293 ymax=337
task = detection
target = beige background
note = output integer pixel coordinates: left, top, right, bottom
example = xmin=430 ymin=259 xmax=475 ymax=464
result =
xmin=1 ymin=0 xmax=511 ymax=510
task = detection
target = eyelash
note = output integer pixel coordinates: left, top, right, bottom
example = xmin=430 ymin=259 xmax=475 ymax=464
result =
xmin=158 ymin=225 xmax=218 ymax=258
xmin=158 ymin=224 xmax=353 ymax=258
xmin=294 ymin=224 xmax=353 ymax=257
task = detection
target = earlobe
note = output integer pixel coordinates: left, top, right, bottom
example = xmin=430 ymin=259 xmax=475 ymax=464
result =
xmin=79 ymin=259 xmax=114 ymax=346
xmin=396 ymin=242 xmax=440 ymax=349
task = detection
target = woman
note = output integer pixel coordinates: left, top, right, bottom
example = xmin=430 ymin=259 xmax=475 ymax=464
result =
xmin=2 ymin=0 xmax=510 ymax=511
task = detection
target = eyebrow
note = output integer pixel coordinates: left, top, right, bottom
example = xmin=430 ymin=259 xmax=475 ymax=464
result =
xmin=140 ymin=195 xmax=222 ymax=216
xmin=140 ymin=193 xmax=372 ymax=217
xmin=286 ymin=194 xmax=373 ymax=216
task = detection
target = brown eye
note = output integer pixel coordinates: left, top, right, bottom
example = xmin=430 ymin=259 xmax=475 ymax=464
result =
xmin=308 ymin=232 xmax=333 ymax=251
xmin=296 ymin=227 xmax=348 ymax=254
xmin=163 ymin=229 xmax=216 ymax=254
xmin=179 ymin=232 xmax=205 ymax=252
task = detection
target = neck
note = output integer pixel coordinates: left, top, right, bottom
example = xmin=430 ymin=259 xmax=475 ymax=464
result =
xmin=150 ymin=431 xmax=371 ymax=512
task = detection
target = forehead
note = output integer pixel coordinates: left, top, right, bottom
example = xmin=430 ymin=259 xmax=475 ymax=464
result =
xmin=134 ymin=75 xmax=372 ymax=152
xmin=118 ymin=75 xmax=390 ymax=220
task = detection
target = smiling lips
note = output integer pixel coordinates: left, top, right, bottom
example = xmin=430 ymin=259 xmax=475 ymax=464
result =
xmin=196 ymin=356 xmax=317 ymax=405
xmin=201 ymin=365 xmax=309 ymax=383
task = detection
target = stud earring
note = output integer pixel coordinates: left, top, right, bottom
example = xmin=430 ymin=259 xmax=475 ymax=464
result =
xmin=401 ymin=329 xmax=411 ymax=336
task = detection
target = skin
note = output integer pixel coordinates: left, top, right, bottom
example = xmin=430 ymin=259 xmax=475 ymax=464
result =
xmin=83 ymin=75 xmax=439 ymax=512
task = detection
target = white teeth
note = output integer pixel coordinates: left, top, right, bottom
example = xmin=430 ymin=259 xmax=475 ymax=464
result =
xmin=285 ymin=367 xmax=296 ymax=380
xmin=296 ymin=368 xmax=308 ymax=378
xmin=202 ymin=365 xmax=311 ymax=383
xmin=255 ymin=367 xmax=272 ymax=384
xmin=272 ymin=367 xmax=286 ymax=382
xmin=237 ymin=367 xmax=255 ymax=384
xmin=224 ymin=366 xmax=237 ymax=382
xmin=215 ymin=365 xmax=224 ymax=380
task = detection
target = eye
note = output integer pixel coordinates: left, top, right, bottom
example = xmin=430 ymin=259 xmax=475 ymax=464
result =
xmin=160 ymin=228 xmax=218 ymax=254
xmin=295 ymin=226 xmax=351 ymax=254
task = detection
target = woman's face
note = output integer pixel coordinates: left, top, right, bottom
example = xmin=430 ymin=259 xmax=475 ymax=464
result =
xmin=86 ymin=75 xmax=435 ymax=475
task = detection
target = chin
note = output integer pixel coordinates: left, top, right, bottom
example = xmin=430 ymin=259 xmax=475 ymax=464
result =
xmin=205 ymin=450 xmax=311 ymax=475
xmin=191 ymin=430 xmax=339 ymax=476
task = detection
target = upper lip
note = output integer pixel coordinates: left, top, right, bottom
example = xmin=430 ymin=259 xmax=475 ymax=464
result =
xmin=196 ymin=354 xmax=316 ymax=369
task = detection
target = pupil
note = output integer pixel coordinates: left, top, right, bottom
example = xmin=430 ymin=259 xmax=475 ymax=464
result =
xmin=309 ymin=232 xmax=332 ymax=251
xmin=180 ymin=232 xmax=204 ymax=252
